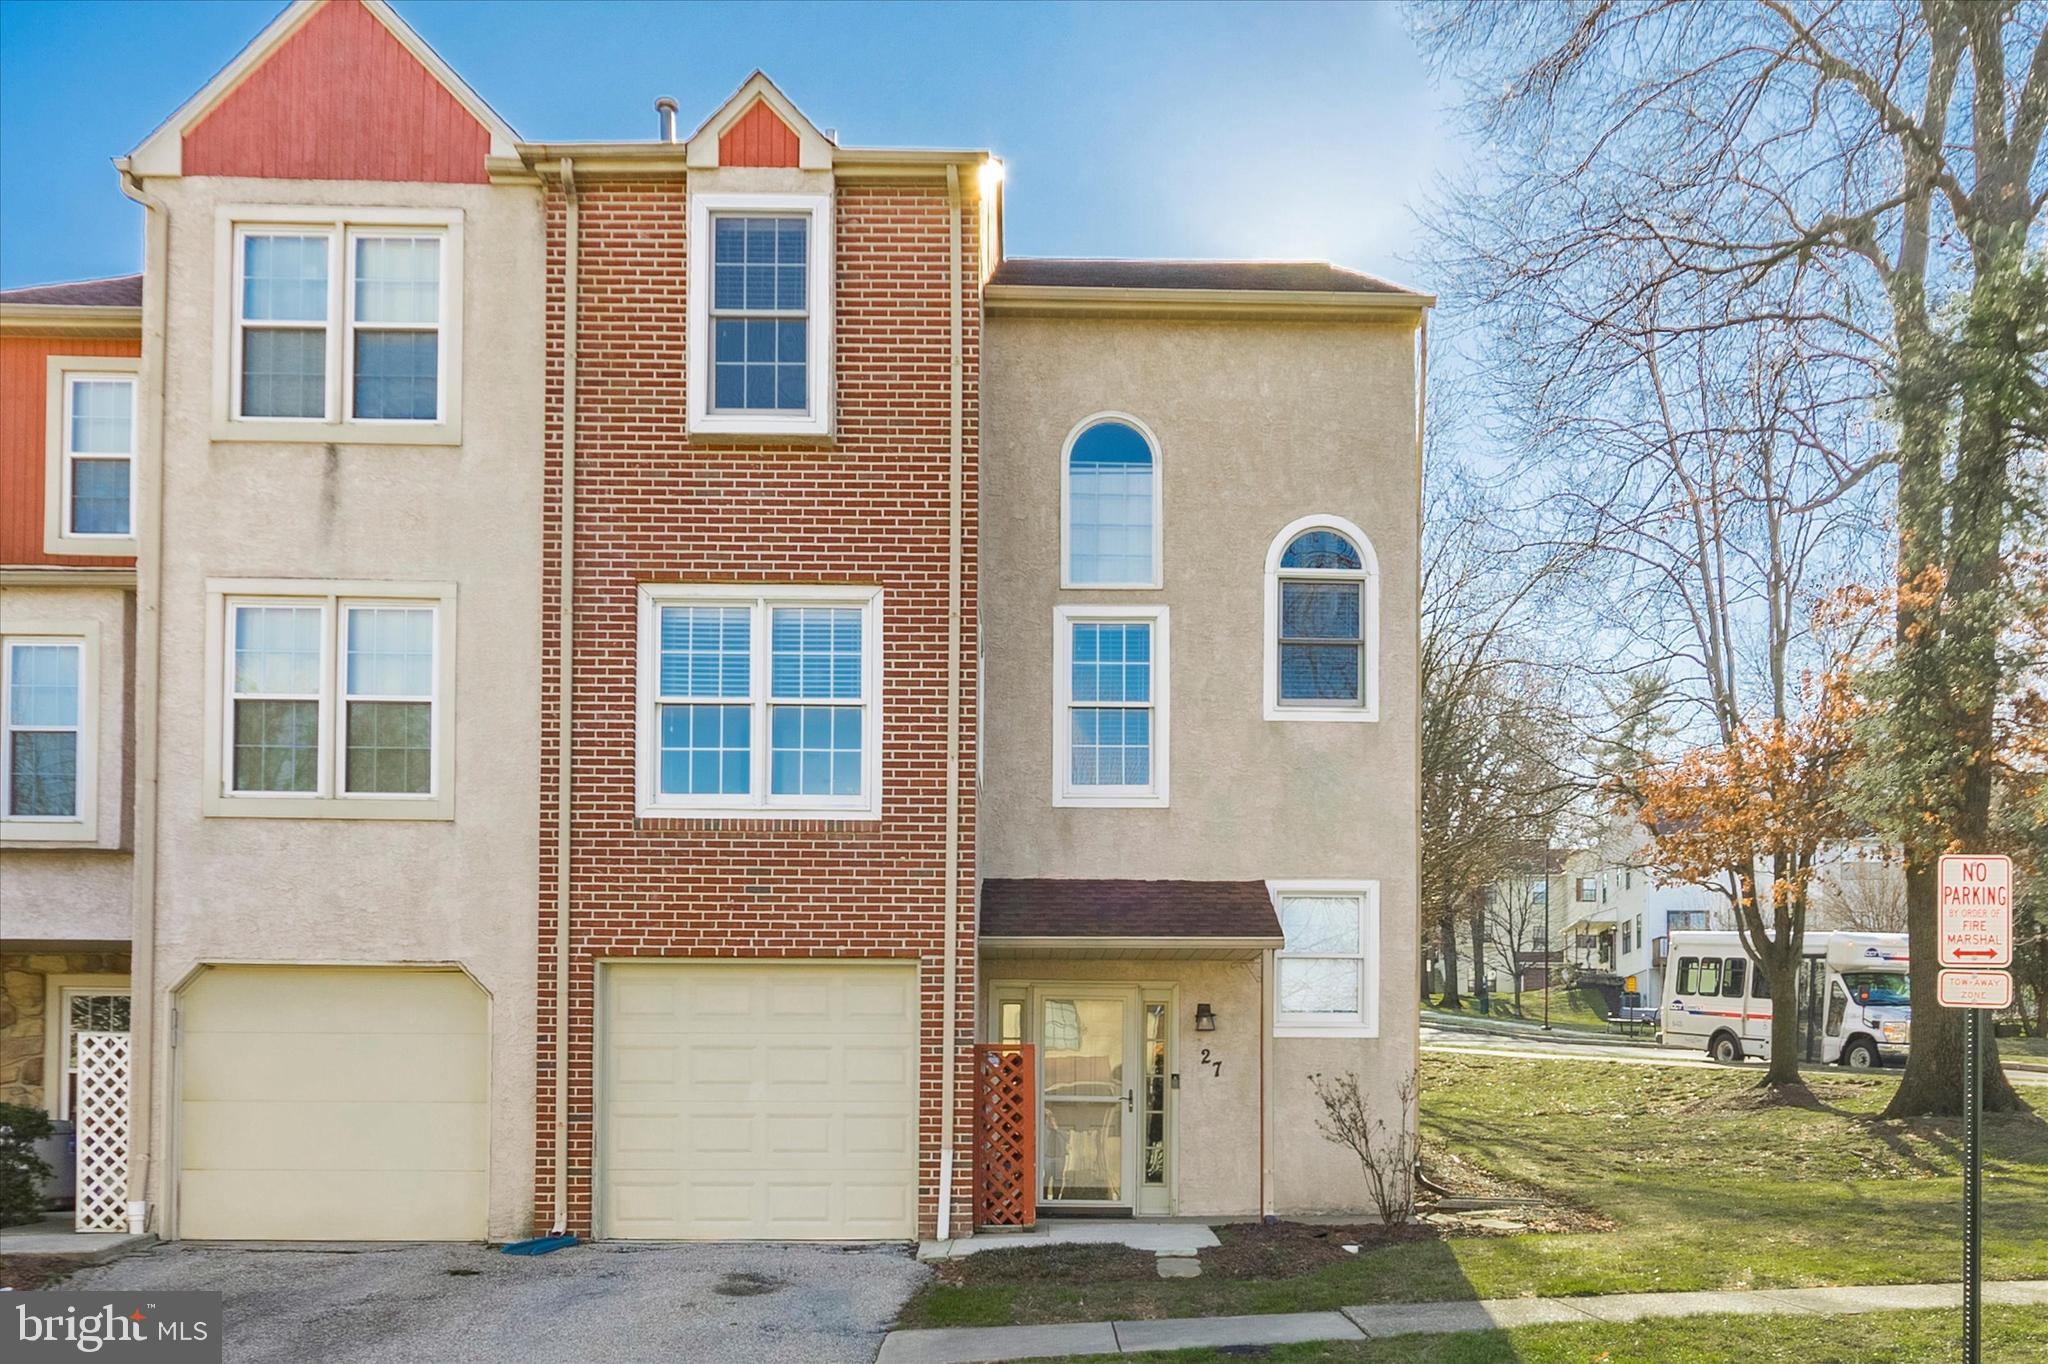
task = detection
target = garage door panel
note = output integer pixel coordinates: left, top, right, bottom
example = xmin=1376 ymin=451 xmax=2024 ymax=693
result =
xmin=182 ymin=968 xmax=485 ymax=1034
xmin=177 ymin=967 xmax=488 ymax=1241
xmin=181 ymin=1098 xmax=487 ymax=1173
xmin=181 ymin=1030 xmax=488 ymax=1104
xmin=178 ymin=1169 xmax=486 ymax=1242
xmin=601 ymin=962 xmax=918 ymax=1240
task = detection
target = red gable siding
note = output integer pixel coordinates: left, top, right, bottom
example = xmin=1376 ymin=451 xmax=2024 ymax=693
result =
xmin=1 ymin=334 xmax=140 ymax=568
xmin=182 ymin=0 xmax=490 ymax=184
xmin=718 ymin=100 xmax=801 ymax=168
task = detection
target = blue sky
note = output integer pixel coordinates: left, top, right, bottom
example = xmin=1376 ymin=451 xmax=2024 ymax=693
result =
xmin=0 ymin=0 xmax=1447 ymax=291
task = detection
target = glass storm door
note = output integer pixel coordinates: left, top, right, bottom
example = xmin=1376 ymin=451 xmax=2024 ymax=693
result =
xmin=1037 ymin=990 xmax=1136 ymax=1207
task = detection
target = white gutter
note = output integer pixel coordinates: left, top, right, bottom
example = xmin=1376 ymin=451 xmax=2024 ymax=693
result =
xmin=936 ymin=163 xmax=965 ymax=1242
xmin=115 ymin=163 xmax=166 ymax=1234
xmin=551 ymin=158 xmax=578 ymax=1237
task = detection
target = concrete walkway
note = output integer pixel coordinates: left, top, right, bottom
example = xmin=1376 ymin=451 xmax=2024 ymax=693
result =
xmin=0 ymin=1213 xmax=153 ymax=1263
xmin=920 ymin=1221 xmax=1220 ymax=1262
xmin=877 ymin=1278 xmax=2048 ymax=1363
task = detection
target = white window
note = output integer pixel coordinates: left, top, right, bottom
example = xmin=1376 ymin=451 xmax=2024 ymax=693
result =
xmin=43 ymin=357 xmax=141 ymax=555
xmin=1053 ymin=605 xmax=1169 ymax=807
xmin=2 ymin=634 xmax=94 ymax=839
xmin=1061 ymin=414 xmax=1161 ymax=588
xmin=1263 ymin=514 xmax=1379 ymax=722
xmin=215 ymin=207 xmax=463 ymax=444
xmin=686 ymin=192 xmax=833 ymax=437
xmin=1270 ymin=880 xmax=1379 ymax=1037
xmin=637 ymin=585 xmax=881 ymax=819
xmin=203 ymin=580 xmax=455 ymax=819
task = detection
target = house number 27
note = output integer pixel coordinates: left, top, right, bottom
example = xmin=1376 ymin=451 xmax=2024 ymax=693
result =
xmin=1198 ymin=1048 xmax=1222 ymax=1078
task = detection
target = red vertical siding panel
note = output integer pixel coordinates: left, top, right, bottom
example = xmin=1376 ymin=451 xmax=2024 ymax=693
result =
xmin=719 ymin=101 xmax=801 ymax=168
xmin=0 ymin=334 xmax=141 ymax=567
xmin=181 ymin=0 xmax=490 ymax=183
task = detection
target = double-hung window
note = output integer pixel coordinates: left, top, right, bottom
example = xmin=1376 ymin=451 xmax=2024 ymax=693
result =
xmin=686 ymin=193 xmax=833 ymax=437
xmin=638 ymin=585 xmax=881 ymax=818
xmin=1263 ymin=515 xmax=1379 ymax=721
xmin=2 ymin=636 xmax=88 ymax=831
xmin=206 ymin=581 xmax=454 ymax=818
xmin=1053 ymin=605 xmax=1168 ymax=807
xmin=44 ymin=358 xmax=140 ymax=554
xmin=219 ymin=208 xmax=462 ymax=442
xmin=1271 ymin=880 xmax=1379 ymax=1037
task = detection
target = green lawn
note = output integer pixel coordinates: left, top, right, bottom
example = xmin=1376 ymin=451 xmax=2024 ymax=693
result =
xmin=2003 ymin=1035 xmax=2048 ymax=1062
xmin=1426 ymin=987 xmax=1613 ymax=1032
xmin=1052 ymin=1306 xmax=2048 ymax=1363
xmin=899 ymin=1053 xmax=2048 ymax=1329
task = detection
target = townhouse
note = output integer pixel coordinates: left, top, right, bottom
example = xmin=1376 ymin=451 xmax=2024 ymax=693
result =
xmin=0 ymin=0 xmax=1427 ymax=1243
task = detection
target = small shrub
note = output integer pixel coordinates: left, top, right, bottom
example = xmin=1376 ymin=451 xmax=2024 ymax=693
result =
xmin=0 ymin=1103 xmax=55 ymax=1228
xmin=1308 ymin=1070 xmax=1417 ymax=1225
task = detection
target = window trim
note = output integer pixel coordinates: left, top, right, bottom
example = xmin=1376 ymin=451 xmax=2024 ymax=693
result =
xmin=1262 ymin=513 xmax=1380 ymax=722
xmin=0 ymin=626 xmax=98 ymax=843
xmin=1269 ymin=879 xmax=1380 ymax=1038
xmin=202 ymin=578 xmax=457 ymax=820
xmin=1052 ymin=604 xmax=1170 ymax=808
xmin=685 ymin=192 xmax=834 ymax=438
xmin=635 ymin=583 xmax=883 ymax=820
xmin=211 ymin=205 xmax=464 ymax=446
xmin=1059 ymin=411 xmax=1164 ymax=591
xmin=43 ymin=357 xmax=140 ymax=556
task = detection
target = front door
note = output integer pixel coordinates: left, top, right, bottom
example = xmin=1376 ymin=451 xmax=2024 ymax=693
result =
xmin=1036 ymin=989 xmax=1138 ymax=1208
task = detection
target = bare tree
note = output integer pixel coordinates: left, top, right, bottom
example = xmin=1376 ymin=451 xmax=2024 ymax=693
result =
xmin=1485 ymin=869 xmax=1552 ymax=1013
xmin=1411 ymin=0 xmax=2045 ymax=1114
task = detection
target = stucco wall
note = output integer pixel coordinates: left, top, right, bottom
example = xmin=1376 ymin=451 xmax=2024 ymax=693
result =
xmin=143 ymin=174 xmax=544 ymax=1239
xmin=980 ymin=314 xmax=1422 ymax=1215
xmin=1 ymin=583 xmax=134 ymax=941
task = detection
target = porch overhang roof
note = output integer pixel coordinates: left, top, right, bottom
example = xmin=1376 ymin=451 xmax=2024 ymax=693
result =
xmin=980 ymin=879 xmax=1285 ymax=960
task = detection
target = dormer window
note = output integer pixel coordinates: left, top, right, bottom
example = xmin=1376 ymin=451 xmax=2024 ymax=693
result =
xmin=687 ymin=193 xmax=833 ymax=438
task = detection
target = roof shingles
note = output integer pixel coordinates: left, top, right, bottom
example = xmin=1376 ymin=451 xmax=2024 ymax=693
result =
xmin=988 ymin=258 xmax=1420 ymax=296
xmin=0 ymin=275 xmax=144 ymax=309
xmin=981 ymin=878 xmax=1283 ymax=941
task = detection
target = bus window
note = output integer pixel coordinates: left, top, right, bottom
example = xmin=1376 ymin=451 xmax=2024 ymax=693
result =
xmin=1698 ymin=958 xmax=1722 ymax=996
xmin=1677 ymin=957 xmax=1699 ymax=994
xmin=1826 ymin=979 xmax=1848 ymax=1036
xmin=1722 ymin=959 xmax=1746 ymax=998
xmin=1750 ymin=962 xmax=1770 ymax=999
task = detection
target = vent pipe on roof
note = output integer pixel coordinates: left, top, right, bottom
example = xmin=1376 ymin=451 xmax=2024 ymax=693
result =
xmin=655 ymin=97 xmax=679 ymax=143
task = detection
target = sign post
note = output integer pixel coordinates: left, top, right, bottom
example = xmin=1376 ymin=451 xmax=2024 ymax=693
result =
xmin=1937 ymin=853 xmax=2013 ymax=1364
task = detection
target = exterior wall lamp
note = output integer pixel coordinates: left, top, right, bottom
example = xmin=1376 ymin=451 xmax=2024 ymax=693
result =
xmin=1194 ymin=1002 xmax=1216 ymax=1032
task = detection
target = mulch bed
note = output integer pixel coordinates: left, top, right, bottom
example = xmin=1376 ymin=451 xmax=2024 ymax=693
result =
xmin=0 ymin=1253 xmax=86 ymax=1291
xmin=1202 ymin=1219 xmax=1438 ymax=1278
xmin=931 ymin=1242 xmax=1161 ymax=1288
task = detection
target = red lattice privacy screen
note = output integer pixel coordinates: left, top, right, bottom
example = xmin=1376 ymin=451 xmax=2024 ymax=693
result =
xmin=974 ymin=1044 xmax=1036 ymax=1228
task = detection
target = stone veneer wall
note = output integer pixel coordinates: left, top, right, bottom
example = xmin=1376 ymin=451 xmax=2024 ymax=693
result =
xmin=0 ymin=951 xmax=130 ymax=1111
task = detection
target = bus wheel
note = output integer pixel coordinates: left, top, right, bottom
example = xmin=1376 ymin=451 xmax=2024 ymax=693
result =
xmin=1841 ymin=1038 xmax=1880 ymax=1070
xmin=1710 ymin=1033 xmax=1744 ymax=1064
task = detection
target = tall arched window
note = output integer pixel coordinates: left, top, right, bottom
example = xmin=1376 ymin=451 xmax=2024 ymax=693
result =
xmin=1264 ymin=514 xmax=1378 ymax=721
xmin=1062 ymin=415 xmax=1160 ymax=588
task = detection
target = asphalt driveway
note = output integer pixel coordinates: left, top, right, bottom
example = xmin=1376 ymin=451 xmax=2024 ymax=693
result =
xmin=68 ymin=1239 xmax=928 ymax=1364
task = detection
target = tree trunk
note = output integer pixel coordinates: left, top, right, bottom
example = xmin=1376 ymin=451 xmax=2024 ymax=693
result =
xmin=1437 ymin=908 xmax=1464 ymax=1010
xmin=1763 ymin=948 xmax=1803 ymax=1087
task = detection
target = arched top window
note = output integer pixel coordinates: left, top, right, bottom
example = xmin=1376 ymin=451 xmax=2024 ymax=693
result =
xmin=1264 ymin=514 xmax=1379 ymax=722
xmin=1062 ymin=414 xmax=1161 ymax=588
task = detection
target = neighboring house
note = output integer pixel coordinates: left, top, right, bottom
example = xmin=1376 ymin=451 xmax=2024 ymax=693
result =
xmin=0 ymin=274 xmax=143 ymax=1224
xmin=1560 ymin=818 xmax=1726 ymax=1008
xmin=5 ymin=0 xmax=1427 ymax=1242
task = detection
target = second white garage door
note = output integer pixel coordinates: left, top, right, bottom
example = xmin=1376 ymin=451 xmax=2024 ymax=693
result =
xmin=600 ymin=961 xmax=920 ymax=1240
xmin=176 ymin=966 xmax=489 ymax=1240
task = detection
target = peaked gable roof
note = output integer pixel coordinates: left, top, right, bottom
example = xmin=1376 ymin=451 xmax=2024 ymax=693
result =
xmin=126 ymin=0 xmax=518 ymax=179
xmin=684 ymin=71 xmax=834 ymax=172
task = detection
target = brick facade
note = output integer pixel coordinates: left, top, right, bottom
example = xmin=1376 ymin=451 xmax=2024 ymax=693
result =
xmin=537 ymin=176 xmax=983 ymax=1237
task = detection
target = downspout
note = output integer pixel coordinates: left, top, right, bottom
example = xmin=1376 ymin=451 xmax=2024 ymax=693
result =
xmin=1260 ymin=949 xmax=1274 ymax=1216
xmin=552 ymin=158 xmax=578 ymax=1237
xmin=116 ymin=164 xmax=167 ymax=1236
xmin=936 ymin=163 xmax=965 ymax=1240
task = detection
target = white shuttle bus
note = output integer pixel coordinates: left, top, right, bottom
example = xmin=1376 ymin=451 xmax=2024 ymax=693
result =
xmin=1662 ymin=931 xmax=1910 ymax=1070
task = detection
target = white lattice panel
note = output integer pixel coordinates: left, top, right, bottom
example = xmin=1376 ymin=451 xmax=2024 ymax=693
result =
xmin=74 ymin=1031 xmax=131 ymax=1232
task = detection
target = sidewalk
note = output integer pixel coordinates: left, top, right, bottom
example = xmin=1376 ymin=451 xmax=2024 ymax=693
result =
xmin=877 ymin=1279 xmax=2048 ymax=1363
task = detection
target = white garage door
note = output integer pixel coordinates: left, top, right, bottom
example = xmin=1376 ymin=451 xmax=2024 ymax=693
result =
xmin=177 ymin=966 xmax=488 ymax=1240
xmin=601 ymin=961 xmax=920 ymax=1240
